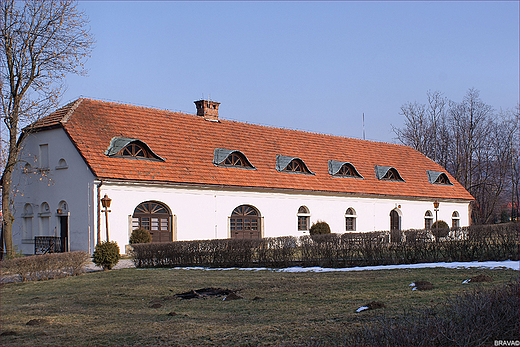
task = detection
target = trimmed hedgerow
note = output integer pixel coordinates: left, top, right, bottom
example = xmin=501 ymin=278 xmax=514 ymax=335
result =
xmin=0 ymin=251 xmax=89 ymax=282
xmin=131 ymin=222 xmax=518 ymax=269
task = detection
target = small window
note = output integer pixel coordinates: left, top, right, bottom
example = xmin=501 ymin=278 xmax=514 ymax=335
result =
xmin=424 ymin=210 xmax=433 ymax=230
xmin=345 ymin=208 xmax=357 ymax=231
xmin=276 ymin=155 xmax=314 ymax=175
xmin=23 ymin=163 xmax=33 ymax=173
xmin=39 ymin=144 xmax=49 ymax=169
xmin=120 ymin=143 xmax=149 ymax=158
xmin=452 ymin=211 xmax=460 ymax=229
xmin=56 ymin=158 xmax=68 ymax=170
xmin=328 ymin=161 xmax=363 ymax=178
xmin=297 ymin=206 xmax=310 ymax=231
xmin=213 ymin=149 xmax=255 ymax=169
xmin=105 ymin=137 xmax=164 ymax=161
xmin=375 ymin=166 xmax=404 ymax=182
xmin=427 ymin=171 xmax=453 ymax=185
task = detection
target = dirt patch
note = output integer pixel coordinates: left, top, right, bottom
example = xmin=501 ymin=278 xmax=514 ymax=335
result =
xmin=26 ymin=319 xmax=49 ymax=326
xmin=1 ymin=330 xmax=17 ymax=336
xmin=223 ymin=292 xmax=243 ymax=301
xmin=467 ymin=274 xmax=493 ymax=283
xmin=356 ymin=301 xmax=385 ymax=312
xmin=410 ymin=281 xmax=434 ymax=291
xmin=173 ymin=287 xmax=237 ymax=299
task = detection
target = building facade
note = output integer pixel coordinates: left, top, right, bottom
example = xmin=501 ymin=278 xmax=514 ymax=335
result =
xmin=10 ymin=98 xmax=473 ymax=255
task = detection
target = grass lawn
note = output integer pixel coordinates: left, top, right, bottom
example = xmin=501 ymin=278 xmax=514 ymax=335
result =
xmin=1 ymin=266 xmax=518 ymax=346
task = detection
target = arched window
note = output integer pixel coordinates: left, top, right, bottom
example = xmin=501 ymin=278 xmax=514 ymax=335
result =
xmin=230 ymin=205 xmax=261 ymax=239
xmin=337 ymin=164 xmax=361 ymax=178
xmin=213 ymin=149 xmax=255 ymax=169
xmin=375 ymin=166 xmax=405 ymax=182
xmin=297 ymin=206 xmax=310 ymax=231
xmin=120 ymin=143 xmax=150 ymax=158
xmin=284 ymin=159 xmax=311 ymax=173
xmin=23 ymin=163 xmax=32 ymax=173
xmin=39 ymin=202 xmax=51 ymax=236
xmin=105 ymin=137 xmax=164 ymax=161
xmin=328 ymin=161 xmax=364 ymax=179
xmin=132 ymin=201 xmax=172 ymax=243
xmin=382 ymin=168 xmax=401 ymax=181
xmin=56 ymin=158 xmax=68 ymax=170
xmin=345 ymin=208 xmax=357 ymax=231
xmin=276 ymin=155 xmax=314 ymax=175
xmin=390 ymin=209 xmax=400 ymax=231
xmin=224 ymin=152 xmax=247 ymax=166
xmin=424 ymin=210 xmax=433 ymax=230
xmin=452 ymin=211 xmax=460 ymax=229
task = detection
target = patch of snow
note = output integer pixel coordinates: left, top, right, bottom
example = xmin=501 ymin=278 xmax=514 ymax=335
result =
xmin=356 ymin=306 xmax=369 ymax=312
xmin=166 ymin=260 xmax=519 ymax=273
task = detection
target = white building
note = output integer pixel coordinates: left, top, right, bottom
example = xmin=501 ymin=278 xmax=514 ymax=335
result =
xmin=10 ymin=98 xmax=473 ymax=255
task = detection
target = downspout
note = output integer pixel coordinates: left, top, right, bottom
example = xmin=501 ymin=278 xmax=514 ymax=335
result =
xmin=96 ymin=180 xmax=103 ymax=244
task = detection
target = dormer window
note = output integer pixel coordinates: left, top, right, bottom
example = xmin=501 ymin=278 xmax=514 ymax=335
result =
xmin=105 ymin=137 xmax=164 ymax=161
xmin=120 ymin=143 xmax=149 ymax=158
xmin=328 ymin=160 xmax=363 ymax=179
xmin=375 ymin=165 xmax=405 ymax=182
xmin=213 ymin=148 xmax=255 ymax=169
xmin=427 ymin=170 xmax=453 ymax=185
xmin=276 ymin=155 xmax=314 ymax=175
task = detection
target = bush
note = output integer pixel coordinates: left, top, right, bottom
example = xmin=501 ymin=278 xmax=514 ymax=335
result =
xmin=93 ymin=241 xmax=120 ymax=270
xmin=0 ymin=251 xmax=89 ymax=282
xmin=432 ymin=220 xmax=450 ymax=238
xmin=129 ymin=228 xmax=152 ymax=244
xmin=309 ymin=221 xmax=331 ymax=235
xmin=349 ymin=280 xmax=520 ymax=346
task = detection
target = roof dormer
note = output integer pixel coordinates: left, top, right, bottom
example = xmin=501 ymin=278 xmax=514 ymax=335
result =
xmin=105 ymin=137 xmax=164 ymax=161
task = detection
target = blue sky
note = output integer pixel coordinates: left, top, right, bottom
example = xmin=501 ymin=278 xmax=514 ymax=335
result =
xmin=62 ymin=1 xmax=519 ymax=143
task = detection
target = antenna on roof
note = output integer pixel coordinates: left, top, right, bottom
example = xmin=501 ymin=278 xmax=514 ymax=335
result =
xmin=363 ymin=113 xmax=366 ymax=140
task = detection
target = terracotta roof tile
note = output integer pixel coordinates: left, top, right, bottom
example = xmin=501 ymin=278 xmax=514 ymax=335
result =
xmin=35 ymin=98 xmax=473 ymax=201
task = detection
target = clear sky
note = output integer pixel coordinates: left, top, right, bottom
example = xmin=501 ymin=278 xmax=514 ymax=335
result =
xmin=62 ymin=1 xmax=519 ymax=143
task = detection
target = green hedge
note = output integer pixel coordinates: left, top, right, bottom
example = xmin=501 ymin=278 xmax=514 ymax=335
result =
xmin=131 ymin=223 xmax=519 ymax=268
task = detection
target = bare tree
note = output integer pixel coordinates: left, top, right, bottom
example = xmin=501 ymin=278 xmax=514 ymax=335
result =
xmin=393 ymin=89 xmax=518 ymax=225
xmin=1 ymin=1 xmax=94 ymax=257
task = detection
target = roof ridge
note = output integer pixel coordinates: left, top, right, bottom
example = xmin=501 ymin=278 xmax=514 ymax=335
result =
xmin=221 ymin=118 xmax=405 ymax=147
xmin=79 ymin=97 xmax=195 ymax=117
xmin=60 ymin=98 xmax=84 ymax=124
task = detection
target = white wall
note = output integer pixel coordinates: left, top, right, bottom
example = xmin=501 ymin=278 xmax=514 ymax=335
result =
xmin=100 ymin=181 xmax=471 ymax=253
xmin=11 ymin=128 xmax=471 ymax=256
xmin=12 ymin=128 xmax=96 ymax=255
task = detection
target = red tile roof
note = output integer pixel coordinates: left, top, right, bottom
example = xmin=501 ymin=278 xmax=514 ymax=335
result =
xmin=33 ymin=98 xmax=473 ymax=201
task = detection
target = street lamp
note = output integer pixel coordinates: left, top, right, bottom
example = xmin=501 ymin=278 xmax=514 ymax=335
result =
xmin=433 ymin=200 xmax=439 ymax=231
xmin=101 ymin=194 xmax=112 ymax=241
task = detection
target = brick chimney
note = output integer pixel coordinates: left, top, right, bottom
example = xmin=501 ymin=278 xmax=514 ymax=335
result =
xmin=194 ymin=99 xmax=220 ymax=121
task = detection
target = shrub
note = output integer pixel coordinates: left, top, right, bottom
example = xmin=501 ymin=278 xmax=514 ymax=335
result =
xmin=309 ymin=221 xmax=331 ymax=235
xmin=432 ymin=220 xmax=450 ymax=238
xmin=0 ymin=251 xmax=89 ymax=282
xmin=129 ymin=228 xmax=152 ymax=244
xmin=93 ymin=241 xmax=120 ymax=270
xmin=348 ymin=280 xmax=520 ymax=346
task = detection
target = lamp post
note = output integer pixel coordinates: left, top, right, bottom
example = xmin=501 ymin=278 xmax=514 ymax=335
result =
xmin=101 ymin=194 xmax=112 ymax=241
xmin=433 ymin=200 xmax=439 ymax=231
